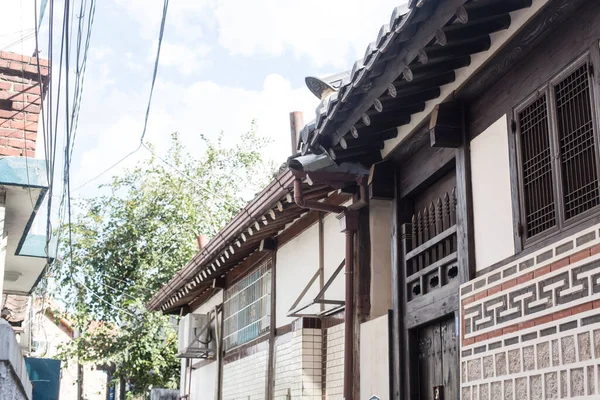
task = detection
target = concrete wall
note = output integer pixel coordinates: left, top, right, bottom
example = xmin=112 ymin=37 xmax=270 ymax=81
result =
xmin=323 ymin=323 xmax=345 ymax=399
xmin=360 ymin=315 xmax=389 ymax=400
xmin=460 ymin=222 xmax=600 ymax=399
xmin=470 ymin=114 xmax=515 ymax=272
xmin=0 ymin=319 xmax=31 ymax=399
xmin=222 ymin=348 xmax=268 ymax=400
xmin=369 ymin=200 xmax=393 ymax=319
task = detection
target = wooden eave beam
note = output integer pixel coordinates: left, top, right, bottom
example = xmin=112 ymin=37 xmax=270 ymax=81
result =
xmin=389 ymin=72 xmax=456 ymax=101
xmin=436 ymin=14 xmax=511 ymax=46
xmin=456 ymin=0 xmax=532 ymax=24
xmin=420 ymin=35 xmax=491 ymax=64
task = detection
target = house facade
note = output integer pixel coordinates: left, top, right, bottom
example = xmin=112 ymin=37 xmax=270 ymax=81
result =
xmin=0 ymin=50 xmax=52 ymax=399
xmin=150 ymin=0 xmax=600 ymax=399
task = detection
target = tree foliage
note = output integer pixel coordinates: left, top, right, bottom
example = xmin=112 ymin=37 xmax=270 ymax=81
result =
xmin=53 ymin=128 xmax=272 ymax=397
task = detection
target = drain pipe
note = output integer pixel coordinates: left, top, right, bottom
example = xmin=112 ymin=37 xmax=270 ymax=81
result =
xmin=293 ymin=177 xmax=360 ymax=400
xmin=289 ymin=111 xmax=367 ymax=400
xmin=341 ymin=215 xmax=358 ymax=400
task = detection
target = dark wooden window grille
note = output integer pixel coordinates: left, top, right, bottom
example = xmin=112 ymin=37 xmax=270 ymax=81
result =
xmin=401 ymin=188 xmax=458 ymax=302
xmin=555 ymin=64 xmax=600 ymax=219
xmin=515 ymin=56 xmax=600 ymax=241
xmin=517 ymin=95 xmax=556 ymax=237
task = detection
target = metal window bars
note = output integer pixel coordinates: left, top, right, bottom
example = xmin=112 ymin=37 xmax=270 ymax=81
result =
xmin=222 ymin=260 xmax=272 ymax=351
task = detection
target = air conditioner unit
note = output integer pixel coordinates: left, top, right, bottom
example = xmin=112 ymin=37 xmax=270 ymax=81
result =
xmin=177 ymin=314 xmax=214 ymax=358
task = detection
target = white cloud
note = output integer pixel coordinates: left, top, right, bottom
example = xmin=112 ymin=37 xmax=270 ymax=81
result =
xmin=71 ymin=73 xmax=318 ymax=196
xmin=116 ymin=0 xmax=407 ymax=70
xmin=214 ymin=0 xmax=407 ymax=68
xmin=152 ymin=40 xmax=212 ymax=76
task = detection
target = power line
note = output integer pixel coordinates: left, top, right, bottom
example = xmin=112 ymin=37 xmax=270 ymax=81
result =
xmin=72 ymin=0 xmax=169 ymax=191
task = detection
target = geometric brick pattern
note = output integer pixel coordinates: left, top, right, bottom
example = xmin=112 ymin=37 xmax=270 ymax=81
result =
xmin=460 ymin=223 xmax=600 ymax=399
xmin=462 ymin=226 xmax=600 ymax=345
xmin=461 ymin=307 xmax=600 ymax=399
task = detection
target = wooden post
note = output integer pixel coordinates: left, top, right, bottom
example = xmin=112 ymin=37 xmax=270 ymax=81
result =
xmin=391 ymin=165 xmax=415 ymax=400
xmin=455 ymin=102 xmax=475 ymax=283
xmin=265 ymin=251 xmax=277 ymax=400
xmin=319 ymin=212 xmax=325 ymax=312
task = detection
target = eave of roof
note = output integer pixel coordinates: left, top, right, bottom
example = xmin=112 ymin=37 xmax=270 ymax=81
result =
xmin=297 ymin=0 xmax=536 ymax=167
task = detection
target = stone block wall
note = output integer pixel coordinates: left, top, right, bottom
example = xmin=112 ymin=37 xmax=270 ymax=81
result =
xmin=323 ymin=323 xmax=345 ymax=399
xmin=222 ymin=348 xmax=268 ymax=400
xmin=460 ymin=223 xmax=600 ymax=399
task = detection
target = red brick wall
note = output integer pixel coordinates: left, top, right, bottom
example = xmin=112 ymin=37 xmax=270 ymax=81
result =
xmin=0 ymin=51 xmax=50 ymax=158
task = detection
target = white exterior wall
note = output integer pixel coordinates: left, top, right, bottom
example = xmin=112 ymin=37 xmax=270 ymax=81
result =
xmin=275 ymin=223 xmax=320 ymax=328
xmin=369 ymin=200 xmax=393 ymax=318
xmin=190 ymin=361 xmax=217 ymax=400
xmin=322 ymin=212 xmax=346 ymax=303
xmin=360 ymin=315 xmax=390 ymax=400
xmin=222 ymin=348 xmax=268 ymax=400
xmin=470 ymin=115 xmax=515 ymax=271
xmin=273 ymin=328 xmax=323 ymax=400
xmin=274 ymin=333 xmax=304 ymax=398
xmin=324 ymin=323 xmax=345 ymax=399
xmin=183 ymin=291 xmax=223 ymax=400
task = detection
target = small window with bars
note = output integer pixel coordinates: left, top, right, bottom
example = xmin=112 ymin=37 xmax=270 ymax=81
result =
xmin=515 ymin=55 xmax=600 ymax=242
xmin=222 ymin=259 xmax=271 ymax=351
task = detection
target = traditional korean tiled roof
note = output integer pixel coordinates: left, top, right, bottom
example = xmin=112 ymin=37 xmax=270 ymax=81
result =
xmin=297 ymin=0 xmax=533 ymax=167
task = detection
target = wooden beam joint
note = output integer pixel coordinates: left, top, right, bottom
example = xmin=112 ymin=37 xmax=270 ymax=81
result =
xmin=429 ymin=101 xmax=463 ymax=148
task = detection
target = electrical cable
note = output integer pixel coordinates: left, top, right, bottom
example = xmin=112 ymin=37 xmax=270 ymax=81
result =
xmin=72 ymin=0 xmax=169 ymax=191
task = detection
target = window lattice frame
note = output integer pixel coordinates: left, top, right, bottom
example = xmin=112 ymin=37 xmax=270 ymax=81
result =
xmin=514 ymin=53 xmax=600 ymax=244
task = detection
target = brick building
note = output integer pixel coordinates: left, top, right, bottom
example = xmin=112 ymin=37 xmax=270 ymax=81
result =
xmin=0 ymin=50 xmax=53 ymax=399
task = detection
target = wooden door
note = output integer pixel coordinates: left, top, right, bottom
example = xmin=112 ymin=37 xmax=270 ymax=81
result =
xmin=416 ymin=315 xmax=458 ymax=400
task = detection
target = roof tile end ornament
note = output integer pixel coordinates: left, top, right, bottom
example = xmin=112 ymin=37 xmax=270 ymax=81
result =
xmin=305 ymin=76 xmax=337 ymax=100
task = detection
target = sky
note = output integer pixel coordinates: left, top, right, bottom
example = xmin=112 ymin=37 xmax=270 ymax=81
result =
xmin=2 ymin=0 xmax=407 ymax=224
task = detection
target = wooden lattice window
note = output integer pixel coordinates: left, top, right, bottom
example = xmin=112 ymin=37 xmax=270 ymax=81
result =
xmin=515 ymin=55 xmax=600 ymax=241
xmin=517 ymin=94 xmax=556 ymax=237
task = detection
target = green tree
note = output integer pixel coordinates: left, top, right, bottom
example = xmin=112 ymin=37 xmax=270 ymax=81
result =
xmin=53 ymin=127 xmax=272 ymax=398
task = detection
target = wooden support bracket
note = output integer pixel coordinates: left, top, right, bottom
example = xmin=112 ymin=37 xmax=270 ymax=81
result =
xmin=429 ymin=101 xmax=463 ymax=148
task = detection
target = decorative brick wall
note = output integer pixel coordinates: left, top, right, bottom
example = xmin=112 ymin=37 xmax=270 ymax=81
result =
xmin=0 ymin=51 xmax=49 ymax=158
xmin=323 ymin=323 xmax=345 ymax=399
xmin=222 ymin=348 xmax=268 ymax=400
xmin=273 ymin=328 xmax=323 ymax=399
xmin=460 ymin=223 xmax=600 ymax=399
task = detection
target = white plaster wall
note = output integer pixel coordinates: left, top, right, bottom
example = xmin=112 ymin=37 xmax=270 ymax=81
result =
xmin=190 ymin=361 xmax=217 ymax=400
xmin=360 ymin=315 xmax=389 ymax=400
xmin=182 ymin=291 xmax=223 ymax=399
xmin=470 ymin=114 xmax=515 ymax=271
xmin=192 ymin=291 xmax=223 ymax=316
xmin=369 ymin=200 xmax=393 ymax=318
xmin=322 ymin=212 xmax=346 ymax=303
xmin=275 ymin=223 xmax=320 ymax=328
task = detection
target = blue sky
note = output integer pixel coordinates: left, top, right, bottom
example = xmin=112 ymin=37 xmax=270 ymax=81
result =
xmin=3 ymin=0 xmax=406 ymax=211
